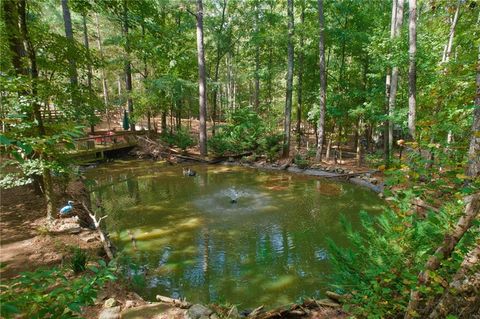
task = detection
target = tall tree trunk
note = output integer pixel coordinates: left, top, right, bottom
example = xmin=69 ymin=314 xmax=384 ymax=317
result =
xmin=404 ymin=194 xmax=480 ymax=319
xmin=387 ymin=0 xmax=404 ymax=158
xmin=282 ymin=0 xmax=294 ymax=158
xmin=82 ymin=13 xmax=95 ymax=133
xmin=384 ymin=0 xmax=398 ymax=165
xmin=196 ymin=0 xmax=208 ymax=156
xmin=211 ymin=0 xmax=227 ymax=136
xmin=19 ymin=0 xmax=54 ymax=220
xmin=3 ymin=0 xmax=26 ymax=76
xmin=254 ymin=0 xmax=260 ymax=110
xmin=61 ymin=0 xmax=78 ymax=88
xmin=296 ymin=0 xmax=305 ymax=148
xmin=123 ymin=0 xmax=134 ymax=131
xmin=408 ymin=0 xmax=416 ymax=140
xmin=95 ymin=13 xmax=110 ymax=129
xmin=82 ymin=14 xmax=93 ymax=91
xmin=315 ymin=0 xmax=326 ymax=162
xmin=466 ymin=51 xmax=480 ymax=178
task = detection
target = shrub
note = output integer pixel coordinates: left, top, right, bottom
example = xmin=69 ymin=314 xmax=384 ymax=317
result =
xmin=0 ymin=260 xmax=116 ymax=318
xmin=70 ymin=247 xmax=87 ymax=273
xmin=160 ymin=128 xmax=194 ymax=151
xmin=258 ymin=133 xmax=283 ymax=162
xmin=294 ymin=154 xmax=309 ymax=169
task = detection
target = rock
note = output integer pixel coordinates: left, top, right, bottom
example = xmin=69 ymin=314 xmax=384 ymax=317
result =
xmin=369 ymin=177 xmax=378 ymax=185
xmin=228 ymin=157 xmax=235 ymax=162
xmin=378 ymin=192 xmax=384 ymax=198
xmin=99 ymin=306 xmax=121 ymax=319
xmin=210 ymin=314 xmax=220 ymax=319
xmin=348 ymin=171 xmax=355 ymax=174
xmin=186 ymin=304 xmax=213 ymax=319
xmin=103 ymin=298 xmax=118 ymax=308
xmin=124 ymin=300 xmax=136 ymax=309
xmin=365 ymin=172 xmax=372 ymax=178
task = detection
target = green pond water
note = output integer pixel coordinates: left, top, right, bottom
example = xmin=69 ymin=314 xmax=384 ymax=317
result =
xmin=85 ymin=160 xmax=384 ymax=309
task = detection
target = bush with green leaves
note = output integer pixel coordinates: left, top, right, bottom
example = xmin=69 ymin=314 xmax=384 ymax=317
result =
xmin=327 ymin=189 xmax=479 ymax=318
xmin=294 ymin=154 xmax=309 ymax=169
xmin=70 ymin=248 xmax=88 ymax=274
xmin=0 ymin=260 xmax=117 ymax=318
xmin=159 ymin=128 xmax=194 ymax=151
xmin=209 ymin=107 xmax=282 ymax=157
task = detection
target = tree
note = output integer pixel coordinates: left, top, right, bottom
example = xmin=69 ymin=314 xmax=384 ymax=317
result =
xmin=196 ymin=0 xmax=208 ymax=156
xmin=466 ymin=51 xmax=480 ymax=178
xmin=387 ymin=0 xmax=404 ymax=159
xmin=61 ymin=0 xmax=79 ymax=88
xmin=408 ymin=0 xmax=416 ymax=140
xmin=296 ymin=0 xmax=305 ymax=148
xmin=19 ymin=0 xmax=55 ymax=219
xmin=315 ymin=0 xmax=326 ymax=162
xmin=123 ymin=0 xmax=134 ymax=131
xmin=282 ymin=0 xmax=294 ymax=158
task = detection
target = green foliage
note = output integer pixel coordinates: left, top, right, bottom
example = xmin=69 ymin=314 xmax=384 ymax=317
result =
xmin=0 ymin=260 xmax=117 ymax=318
xmin=159 ymin=128 xmax=194 ymax=151
xmin=294 ymin=154 xmax=309 ymax=169
xmin=209 ymin=107 xmax=281 ymax=157
xmin=328 ymin=190 xmax=479 ymax=318
xmin=69 ymin=248 xmax=88 ymax=274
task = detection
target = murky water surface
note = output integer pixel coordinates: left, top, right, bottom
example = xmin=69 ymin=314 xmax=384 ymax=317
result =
xmin=86 ymin=160 xmax=383 ymax=308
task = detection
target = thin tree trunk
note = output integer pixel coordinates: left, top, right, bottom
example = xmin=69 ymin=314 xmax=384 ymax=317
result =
xmin=196 ymin=0 xmax=208 ymax=156
xmin=408 ymin=0 xmax=416 ymax=140
xmin=61 ymin=0 xmax=78 ymax=87
xmin=404 ymin=194 xmax=480 ymax=319
xmin=282 ymin=0 xmax=294 ymax=158
xmin=388 ymin=0 xmax=404 ymax=157
xmin=95 ymin=14 xmax=110 ymax=129
xmin=384 ymin=0 xmax=398 ymax=165
xmin=442 ymin=1 xmax=461 ymax=64
xmin=123 ymin=0 xmax=134 ymax=131
xmin=296 ymin=0 xmax=305 ymax=148
xmin=315 ymin=0 xmax=326 ymax=162
xmin=212 ymin=0 xmax=227 ymax=136
xmin=19 ymin=0 xmax=54 ymax=220
xmin=466 ymin=48 xmax=480 ymax=178
xmin=82 ymin=13 xmax=95 ymax=133
xmin=254 ymin=0 xmax=260 ymax=110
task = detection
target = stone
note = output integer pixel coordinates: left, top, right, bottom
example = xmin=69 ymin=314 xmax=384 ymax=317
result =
xmin=99 ymin=306 xmax=121 ymax=319
xmin=228 ymin=157 xmax=235 ymax=162
xmin=186 ymin=304 xmax=213 ymax=319
xmin=348 ymin=171 xmax=355 ymax=174
xmin=103 ymin=298 xmax=118 ymax=308
xmin=370 ymin=177 xmax=378 ymax=185
xmin=210 ymin=314 xmax=220 ymax=319
xmin=124 ymin=300 xmax=136 ymax=309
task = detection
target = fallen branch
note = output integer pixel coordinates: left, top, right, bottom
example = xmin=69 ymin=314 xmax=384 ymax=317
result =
xmin=155 ymin=295 xmax=191 ymax=309
xmin=81 ymin=202 xmax=114 ymax=260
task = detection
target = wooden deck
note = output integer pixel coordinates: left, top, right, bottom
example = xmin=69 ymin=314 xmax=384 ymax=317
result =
xmin=68 ymin=131 xmax=146 ymax=161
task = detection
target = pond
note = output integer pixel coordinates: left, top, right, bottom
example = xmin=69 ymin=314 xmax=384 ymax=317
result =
xmin=85 ymin=160 xmax=384 ymax=309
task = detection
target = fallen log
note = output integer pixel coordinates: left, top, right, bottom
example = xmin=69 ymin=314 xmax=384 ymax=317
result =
xmin=81 ymin=202 xmax=114 ymax=260
xmin=155 ymin=295 xmax=191 ymax=309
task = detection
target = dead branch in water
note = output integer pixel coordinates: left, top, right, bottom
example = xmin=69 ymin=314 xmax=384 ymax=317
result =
xmin=155 ymin=295 xmax=191 ymax=309
xmin=81 ymin=201 xmax=114 ymax=260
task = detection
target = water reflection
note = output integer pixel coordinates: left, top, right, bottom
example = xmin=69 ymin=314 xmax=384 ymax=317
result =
xmin=86 ymin=161 xmax=383 ymax=309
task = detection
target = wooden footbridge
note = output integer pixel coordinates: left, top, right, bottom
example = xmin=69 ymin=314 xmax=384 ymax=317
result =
xmin=68 ymin=131 xmax=146 ymax=162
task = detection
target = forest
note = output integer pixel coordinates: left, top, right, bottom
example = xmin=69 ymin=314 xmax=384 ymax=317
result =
xmin=0 ymin=0 xmax=479 ymax=318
